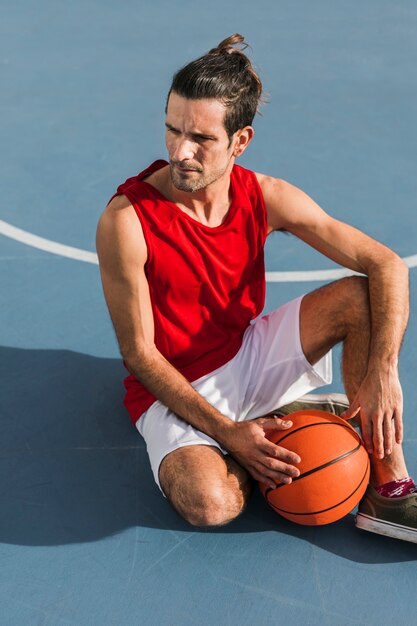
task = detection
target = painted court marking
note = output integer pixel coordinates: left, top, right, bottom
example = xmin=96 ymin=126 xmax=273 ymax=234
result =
xmin=1 ymin=218 xmax=417 ymax=282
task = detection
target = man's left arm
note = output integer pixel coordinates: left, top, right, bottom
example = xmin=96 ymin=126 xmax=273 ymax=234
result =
xmin=257 ymin=174 xmax=410 ymax=457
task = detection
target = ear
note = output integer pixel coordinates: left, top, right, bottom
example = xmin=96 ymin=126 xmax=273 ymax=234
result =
xmin=232 ymin=126 xmax=255 ymax=157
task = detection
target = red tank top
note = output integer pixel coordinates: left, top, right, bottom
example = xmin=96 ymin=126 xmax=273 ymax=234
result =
xmin=110 ymin=160 xmax=268 ymax=424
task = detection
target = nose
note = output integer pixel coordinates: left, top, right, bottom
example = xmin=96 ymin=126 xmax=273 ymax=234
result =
xmin=171 ymin=136 xmax=195 ymax=162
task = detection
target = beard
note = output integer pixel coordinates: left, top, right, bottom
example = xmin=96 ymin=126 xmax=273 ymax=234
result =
xmin=169 ymin=160 xmax=229 ymax=193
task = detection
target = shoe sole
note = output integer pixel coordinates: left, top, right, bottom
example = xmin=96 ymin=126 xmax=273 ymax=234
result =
xmin=356 ymin=512 xmax=417 ymax=544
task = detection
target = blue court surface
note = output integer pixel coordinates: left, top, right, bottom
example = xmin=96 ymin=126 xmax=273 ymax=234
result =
xmin=2 ymin=1 xmax=417 ymax=624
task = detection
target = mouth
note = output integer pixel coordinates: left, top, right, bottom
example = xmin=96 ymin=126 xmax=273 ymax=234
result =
xmin=171 ymin=162 xmax=202 ymax=174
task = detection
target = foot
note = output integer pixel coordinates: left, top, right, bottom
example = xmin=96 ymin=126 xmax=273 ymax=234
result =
xmin=356 ymin=484 xmax=417 ymax=543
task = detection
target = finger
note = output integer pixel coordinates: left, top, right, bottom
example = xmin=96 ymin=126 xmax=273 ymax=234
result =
xmin=393 ymin=407 xmax=403 ymax=445
xmin=249 ymin=461 xmax=284 ymax=489
xmin=382 ymin=413 xmax=393 ymax=456
xmin=249 ymin=467 xmax=276 ymax=489
xmin=360 ymin=413 xmax=374 ymax=456
xmin=254 ymin=452 xmax=301 ymax=486
xmin=261 ymin=455 xmax=301 ymax=479
xmin=372 ymin=415 xmax=385 ymax=459
xmin=262 ymin=440 xmax=301 ymax=465
xmin=252 ymin=460 xmax=296 ymax=488
xmin=260 ymin=416 xmax=294 ymax=431
xmin=341 ymin=401 xmax=361 ymax=420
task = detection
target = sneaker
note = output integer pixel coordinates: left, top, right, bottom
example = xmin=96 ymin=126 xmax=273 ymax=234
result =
xmin=356 ymin=485 xmax=417 ymax=543
xmin=274 ymin=392 xmax=356 ymax=422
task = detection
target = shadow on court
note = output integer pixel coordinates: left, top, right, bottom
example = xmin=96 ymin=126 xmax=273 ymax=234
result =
xmin=1 ymin=346 xmax=417 ymax=564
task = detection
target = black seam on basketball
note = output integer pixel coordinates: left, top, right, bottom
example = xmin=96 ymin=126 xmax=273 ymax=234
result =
xmin=264 ymin=439 xmax=362 ymax=498
xmin=266 ymin=457 xmax=370 ymax=517
xmin=274 ymin=421 xmax=359 ymax=446
xmin=292 ymin=441 xmax=360 ymax=489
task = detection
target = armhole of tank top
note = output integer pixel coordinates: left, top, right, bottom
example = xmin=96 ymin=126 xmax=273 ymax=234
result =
xmin=106 ymin=192 xmax=118 ymax=208
xmin=115 ymin=189 xmax=154 ymax=271
xmin=249 ymin=171 xmax=268 ymax=243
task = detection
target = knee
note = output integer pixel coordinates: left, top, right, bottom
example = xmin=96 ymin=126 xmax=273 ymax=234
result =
xmin=181 ymin=485 xmax=243 ymax=528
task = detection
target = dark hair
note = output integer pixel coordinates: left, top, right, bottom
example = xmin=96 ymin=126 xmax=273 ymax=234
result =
xmin=167 ymin=34 xmax=263 ymax=139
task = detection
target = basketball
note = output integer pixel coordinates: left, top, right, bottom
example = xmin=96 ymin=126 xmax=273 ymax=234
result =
xmin=259 ymin=409 xmax=370 ymax=525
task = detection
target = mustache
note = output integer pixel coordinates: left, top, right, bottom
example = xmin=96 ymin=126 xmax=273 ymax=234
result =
xmin=170 ymin=160 xmax=203 ymax=173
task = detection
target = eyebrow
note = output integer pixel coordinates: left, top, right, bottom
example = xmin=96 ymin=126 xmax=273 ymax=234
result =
xmin=165 ymin=122 xmax=216 ymax=141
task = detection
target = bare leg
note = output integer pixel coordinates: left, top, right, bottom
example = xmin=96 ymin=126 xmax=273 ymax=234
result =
xmin=300 ymin=276 xmax=409 ymax=486
xmin=160 ymin=277 xmax=409 ymax=527
xmin=159 ymin=445 xmax=254 ymax=527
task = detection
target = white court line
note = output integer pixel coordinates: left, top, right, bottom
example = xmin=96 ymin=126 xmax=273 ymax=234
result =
xmin=1 ymin=218 xmax=417 ymax=282
xmin=0 ymin=219 xmax=98 ymax=264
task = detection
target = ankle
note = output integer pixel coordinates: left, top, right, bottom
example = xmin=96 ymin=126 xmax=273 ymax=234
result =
xmin=369 ymin=448 xmax=408 ymax=486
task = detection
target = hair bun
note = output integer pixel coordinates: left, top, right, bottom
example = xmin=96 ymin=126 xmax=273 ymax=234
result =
xmin=210 ymin=33 xmax=247 ymax=55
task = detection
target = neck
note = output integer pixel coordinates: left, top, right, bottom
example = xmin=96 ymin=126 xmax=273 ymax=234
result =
xmin=165 ymin=159 xmax=235 ymax=227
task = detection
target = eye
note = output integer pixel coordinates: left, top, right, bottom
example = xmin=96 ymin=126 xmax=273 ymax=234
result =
xmin=192 ymin=135 xmax=210 ymax=143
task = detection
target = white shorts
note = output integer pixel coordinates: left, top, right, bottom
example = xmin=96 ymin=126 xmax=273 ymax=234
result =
xmin=136 ymin=295 xmax=332 ymax=494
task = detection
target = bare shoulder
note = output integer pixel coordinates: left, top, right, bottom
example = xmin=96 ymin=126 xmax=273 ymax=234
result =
xmin=98 ymin=193 xmax=138 ymax=227
xmin=96 ymin=194 xmax=147 ymax=268
xmin=254 ymin=172 xmax=300 ymax=232
xmin=255 ymin=172 xmax=286 ymax=197
xmin=255 ymin=172 xmax=285 ymax=193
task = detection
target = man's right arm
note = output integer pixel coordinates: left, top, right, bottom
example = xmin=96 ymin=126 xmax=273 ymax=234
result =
xmin=96 ymin=195 xmax=300 ymax=489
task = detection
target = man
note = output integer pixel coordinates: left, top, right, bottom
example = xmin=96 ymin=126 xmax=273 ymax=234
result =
xmin=97 ymin=34 xmax=417 ymax=541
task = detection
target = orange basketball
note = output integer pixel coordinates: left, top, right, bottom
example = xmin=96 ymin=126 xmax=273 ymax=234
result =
xmin=259 ymin=409 xmax=370 ymax=525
